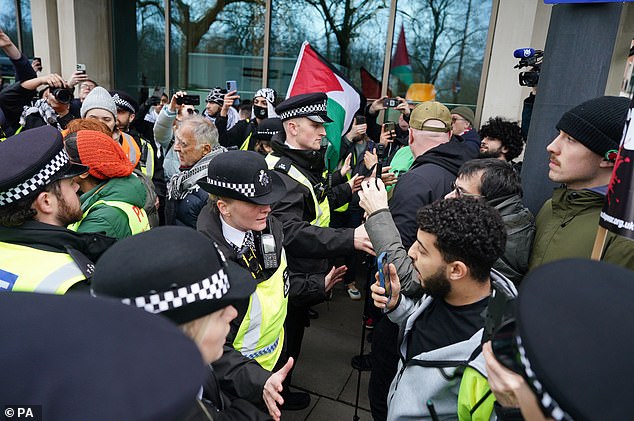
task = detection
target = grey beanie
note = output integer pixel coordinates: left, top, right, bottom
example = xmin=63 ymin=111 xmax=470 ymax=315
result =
xmin=81 ymin=86 xmax=117 ymax=118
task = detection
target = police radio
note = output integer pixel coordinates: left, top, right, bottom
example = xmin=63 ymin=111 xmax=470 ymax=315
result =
xmin=260 ymin=233 xmax=278 ymax=269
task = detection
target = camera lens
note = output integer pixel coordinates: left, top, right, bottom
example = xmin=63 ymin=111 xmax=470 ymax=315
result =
xmin=52 ymin=88 xmax=72 ymax=104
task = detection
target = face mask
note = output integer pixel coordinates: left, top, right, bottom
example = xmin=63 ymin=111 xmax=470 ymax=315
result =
xmin=253 ymin=105 xmax=268 ymax=120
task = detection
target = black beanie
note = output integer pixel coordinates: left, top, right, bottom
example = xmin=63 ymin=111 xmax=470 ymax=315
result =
xmin=556 ymin=96 xmax=629 ymax=157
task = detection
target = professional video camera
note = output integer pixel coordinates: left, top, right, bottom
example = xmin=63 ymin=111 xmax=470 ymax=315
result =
xmin=513 ymin=48 xmax=543 ymax=87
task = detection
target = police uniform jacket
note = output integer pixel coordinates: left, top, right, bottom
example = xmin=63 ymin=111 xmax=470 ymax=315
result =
xmin=0 ymin=220 xmax=115 ymax=292
xmin=269 ymin=138 xmax=355 ymax=307
xmin=197 ymin=204 xmax=285 ymax=407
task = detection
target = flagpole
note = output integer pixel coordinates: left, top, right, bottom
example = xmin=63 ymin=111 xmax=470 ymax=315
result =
xmin=380 ymin=0 xmax=398 ymax=100
xmin=590 ymin=226 xmax=608 ymax=260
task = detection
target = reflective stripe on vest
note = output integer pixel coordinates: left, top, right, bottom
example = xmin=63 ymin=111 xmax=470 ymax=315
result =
xmin=266 ymin=155 xmax=330 ymax=227
xmin=232 ymin=250 xmax=288 ymax=370
xmin=120 ymin=132 xmax=141 ymax=168
xmin=68 ymin=200 xmax=150 ymax=236
xmin=0 ymin=242 xmax=85 ymax=294
xmin=239 ymin=131 xmax=252 ymax=151
xmin=138 ymin=137 xmax=155 ymax=178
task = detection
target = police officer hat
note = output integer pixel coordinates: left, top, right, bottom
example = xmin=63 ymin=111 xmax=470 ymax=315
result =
xmin=110 ymin=89 xmax=139 ymax=114
xmin=92 ymin=226 xmax=256 ymax=324
xmin=256 ymin=117 xmax=284 ymax=142
xmin=0 ymin=126 xmax=88 ymax=207
xmin=0 ymin=291 xmax=204 ymax=420
xmin=500 ymin=259 xmax=634 ymax=421
xmin=198 ymin=150 xmax=287 ymax=205
xmin=275 ymin=92 xmax=333 ymax=123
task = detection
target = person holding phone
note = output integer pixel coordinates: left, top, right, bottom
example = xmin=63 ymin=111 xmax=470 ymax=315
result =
xmin=203 ymin=86 xmax=240 ymax=131
xmin=366 ymin=196 xmax=515 ymax=420
xmin=196 ymin=150 xmax=310 ymax=417
xmin=215 ymin=87 xmax=279 ymax=151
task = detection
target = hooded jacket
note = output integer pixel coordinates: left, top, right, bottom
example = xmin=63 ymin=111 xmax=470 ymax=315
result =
xmin=529 ymin=187 xmax=634 ymax=270
xmin=488 ymin=194 xmax=535 ymax=285
xmin=75 ymin=175 xmax=147 ymax=240
xmin=389 ymin=138 xmax=477 ymax=249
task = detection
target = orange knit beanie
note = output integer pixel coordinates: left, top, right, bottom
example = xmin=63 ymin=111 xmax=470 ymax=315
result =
xmin=72 ymin=130 xmax=134 ymax=180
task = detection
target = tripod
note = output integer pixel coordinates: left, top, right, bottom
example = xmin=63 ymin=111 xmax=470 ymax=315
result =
xmin=352 ymin=254 xmax=376 ymax=421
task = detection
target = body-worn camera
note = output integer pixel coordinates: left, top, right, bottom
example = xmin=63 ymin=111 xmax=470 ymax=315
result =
xmin=176 ymin=95 xmax=200 ymax=106
xmin=383 ymin=98 xmax=399 ymax=108
xmin=50 ymin=87 xmax=74 ymax=104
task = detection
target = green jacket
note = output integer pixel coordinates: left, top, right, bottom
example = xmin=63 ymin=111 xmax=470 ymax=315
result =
xmin=529 ymin=187 xmax=634 ymax=270
xmin=75 ymin=175 xmax=147 ymax=240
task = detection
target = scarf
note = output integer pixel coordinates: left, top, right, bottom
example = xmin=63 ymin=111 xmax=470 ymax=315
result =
xmin=20 ymin=98 xmax=62 ymax=131
xmin=167 ymin=146 xmax=226 ymax=200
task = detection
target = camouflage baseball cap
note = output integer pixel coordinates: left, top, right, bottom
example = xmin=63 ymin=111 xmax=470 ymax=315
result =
xmin=409 ymin=101 xmax=451 ymax=133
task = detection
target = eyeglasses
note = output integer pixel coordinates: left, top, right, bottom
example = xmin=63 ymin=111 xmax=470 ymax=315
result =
xmin=451 ymin=117 xmax=468 ymax=123
xmin=450 ymin=181 xmax=482 ymax=198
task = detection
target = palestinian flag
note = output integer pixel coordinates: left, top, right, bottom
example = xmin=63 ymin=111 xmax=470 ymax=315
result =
xmin=390 ymin=24 xmax=414 ymax=87
xmin=600 ymin=96 xmax=634 ymax=239
xmin=287 ymin=41 xmax=365 ymax=171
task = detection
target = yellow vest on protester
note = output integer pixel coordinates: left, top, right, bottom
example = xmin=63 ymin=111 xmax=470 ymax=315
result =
xmin=232 ymin=251 xmax=288 ymax=370
xmin=265 ymin=154 xmax=330 ymax=227
xmin=0 ymin=242 xmax=85 ymax=294
xmin=119 ymin=132 xmax=155 ymax=178
xmin=68 ymin=200 xmax=150 ymax=236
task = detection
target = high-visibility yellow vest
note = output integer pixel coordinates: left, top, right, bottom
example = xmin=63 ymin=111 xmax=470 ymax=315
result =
xmin=68 ymin=200 xmax=150 ymax=236
xmin=0 ymin=242 xmax=85 ymax=294
xmin=120 ymin=132 xmax=155 ymax=178
xmin=232 ymin=250 xmax=288 ymax=370
xmin=266 ymin=155 xmax=330 ymax=227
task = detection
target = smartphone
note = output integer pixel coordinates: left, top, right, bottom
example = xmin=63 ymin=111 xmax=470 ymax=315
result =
xmin=383 ymin=121 xmax=396 ymax=135
xmin=383 ymin=98 xmax=398 ymax=108
xmin=76 ymin=63 xmax=86 ymax=75
xmin=377 ymin=252 xmax=391 ymax=299
xmin=226 ymin=80 xmax=238 ymax=92
xmin=355 ymin=115 xmax=366 ymax=125
xmin=176 ymin=94 xmax=200 ymax=106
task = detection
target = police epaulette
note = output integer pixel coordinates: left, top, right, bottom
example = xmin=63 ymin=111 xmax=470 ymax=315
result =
xmin=273 ymin=156 xmax=293 ymax=174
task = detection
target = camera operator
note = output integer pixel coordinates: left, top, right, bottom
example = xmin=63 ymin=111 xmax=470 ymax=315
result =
xmin=19 ymin=74 xmax=76 ymax=131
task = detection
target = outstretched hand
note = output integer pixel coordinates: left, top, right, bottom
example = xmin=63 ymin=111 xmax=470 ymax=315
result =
xmin=263 ymin=357 xmax=294 ymax=421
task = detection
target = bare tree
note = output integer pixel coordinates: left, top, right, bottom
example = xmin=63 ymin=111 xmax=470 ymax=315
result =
xmin=302 ymin=0 xmax=387 ymax=70
xmin=137 ymin=0 xmax=262 ymax=85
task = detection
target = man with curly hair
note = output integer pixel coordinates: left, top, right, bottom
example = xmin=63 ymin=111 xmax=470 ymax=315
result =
xmin=363 ymin=194 xmax=517 ymax=420
xmin=478 ymin=117 xmax=525 ymax=166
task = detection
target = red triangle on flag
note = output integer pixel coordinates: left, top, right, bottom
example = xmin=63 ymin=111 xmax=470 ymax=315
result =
xmin=288 ymin=44 xmax=343 ymax=96
xmin=391 ymin=24 xmax=410 ymax=69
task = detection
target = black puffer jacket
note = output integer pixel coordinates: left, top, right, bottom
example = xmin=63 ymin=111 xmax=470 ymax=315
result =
xmin=389 ymin=137 xmax=477 ymax=249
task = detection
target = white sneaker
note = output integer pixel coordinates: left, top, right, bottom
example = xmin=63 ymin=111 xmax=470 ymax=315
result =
xmin=347 ymin=285 xmax=361 ymax=301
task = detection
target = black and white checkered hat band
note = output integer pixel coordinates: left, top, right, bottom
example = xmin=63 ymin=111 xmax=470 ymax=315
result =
xmin=112 ymin=94 xmax=135 ymax=113
xmin=516 ymin=335 xmax=572 ymax=421
xmin=121 ymin=267 xmax=231 ymax=314
xmin=205 ymin=177 xmax=256 ymax=197
xmin=257 ymin=128 xmax=280 ymax=136
xmin=0 ymin=149 xmax=69 ymax=206
xmin=279 ymin=102 xmax=327 ymax=120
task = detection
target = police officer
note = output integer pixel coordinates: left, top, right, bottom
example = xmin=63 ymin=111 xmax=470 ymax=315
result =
xmin=197 ymin=150 xmax=292 ymax=419
xmin=91 ymin=226 xmax=270 ymax=420
xmin=0 ymin=291 xmax=205 ymax=420
xmin=266 ymin=92 xmax=374 ymax=408
xmin=0 ymin=125 xmax=115 ymax=294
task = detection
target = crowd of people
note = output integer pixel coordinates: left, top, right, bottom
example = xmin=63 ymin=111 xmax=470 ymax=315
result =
xmin=1 ymin=26 xmax=633 ymax=421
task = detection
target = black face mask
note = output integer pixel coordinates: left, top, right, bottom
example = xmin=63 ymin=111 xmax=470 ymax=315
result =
xmin=253 ymin=105 xmax=268 ymax=120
